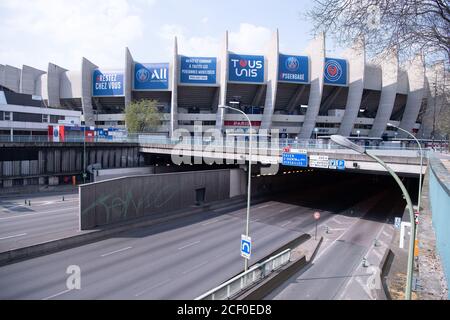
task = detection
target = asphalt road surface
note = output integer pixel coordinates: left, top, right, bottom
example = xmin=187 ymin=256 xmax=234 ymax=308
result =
xmin=0 ymin=173 xmax=394 ymax=299
xmin=266 ymin=186 xmax=404 ymax=300
xmin=0 ymin=191 xmax=79 ymax=252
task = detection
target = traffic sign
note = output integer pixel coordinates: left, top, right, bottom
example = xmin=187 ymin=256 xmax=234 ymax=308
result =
xmin=309 ymin=155 xmax=329 ymax=169
xmin=314 ymin=212 xmax=321 ymax=220
xmin=329 ymin=159 xmax=337 ymax=169
xmin=337 ymin=160 xmax=345 ymax=170
xmin=329 ymin=159 xmax=345 ymax=170
xmin=282 ymin=153 xmax=308 ymax=167
xmin=241 ymin=235 xmax=252 ymax=260
xmin=394 ymin=217 xmax=401 ymax=229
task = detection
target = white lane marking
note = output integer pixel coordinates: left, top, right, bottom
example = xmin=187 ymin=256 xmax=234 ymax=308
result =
xmin=182 ymin=261 xmax=209 ymax=275
xmin=178 ymin=241 xmax=200 ymax=251
xmin=326 ymin=228 xmax=347 ymax=231
xmin=280 ymin=221 xmax=292 ymax=228
xmin=382 ymin=230 xmax=390 ymax=237
xmin=135 ymin=279 xmax=172 ymax=297
xmin=313 ymin=215 xmax=363 ymax=262
xmin=1 ymin=199 xmax=78 ymax=211
xmin=100 ymin=246 xmax=133 ymax=257
xmin=0 ymin=207 xmax=77 ymax=220
xmin=336 ymin=219 xmax=390 ymax=300
xmin=0 ymin=233 xmax=27 ymax=240
xmin=279 ymin=207 xmax=293 ymax=213
xmin=201 ymin=219 xmax=221 ymax=226
xmin=256 ymin=204 xmax=271 ymax=210
xmin=42 ymin=289 xmax=72 ymax=300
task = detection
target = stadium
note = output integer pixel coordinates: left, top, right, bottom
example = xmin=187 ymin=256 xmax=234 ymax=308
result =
xmin=0 ymin=31 xmax=447 ymax=141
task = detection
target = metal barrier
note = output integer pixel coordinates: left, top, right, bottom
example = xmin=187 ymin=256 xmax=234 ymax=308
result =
xmin=0 ymin=134 xmax=446 ymax=153
xmin=195 ymin=249 xmax=291 ymax=300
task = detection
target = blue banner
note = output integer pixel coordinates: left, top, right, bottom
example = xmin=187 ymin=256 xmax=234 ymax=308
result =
xmin=134 ymin=63 xmax=169 ymax=90
xmin=180 ymin=56 xmax=216 ymax=84
xmin=228 ymin=54 xmax=264 ymax=83
xmin=324 ymin=58 xmax=347 ymax=86
xmin=279 ymin=55 xmax=309 ymax=83
xmin=92 ymin=70 xmax=124 ymax=96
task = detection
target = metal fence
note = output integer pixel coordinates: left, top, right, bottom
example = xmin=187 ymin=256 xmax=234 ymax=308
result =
xmin=1 ymin=134 xmax=447 ymax=153
xmin=195 ymin=249 xmax=291 ymax=300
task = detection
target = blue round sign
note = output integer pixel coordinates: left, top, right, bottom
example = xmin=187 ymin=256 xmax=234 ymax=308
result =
xmin=136 ymin=68 xmax=150 ymax=83
xmin=285 ymin=56 xmax=300 ymax=72
xmin=324 ymin=59 xmax=343 ymax=82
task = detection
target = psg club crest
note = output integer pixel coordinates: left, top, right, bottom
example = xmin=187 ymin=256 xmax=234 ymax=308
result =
xmin=285 ymin=57 xmax=300 ymax=72
xmin=136 ymin=68 xmax=150 ymax=83
xmin=324 ymin=59 xmax=343 ymax=82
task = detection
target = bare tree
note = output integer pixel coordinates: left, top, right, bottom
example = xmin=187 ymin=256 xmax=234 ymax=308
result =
xmin=306 ymin=0 xmax=450 ymax=64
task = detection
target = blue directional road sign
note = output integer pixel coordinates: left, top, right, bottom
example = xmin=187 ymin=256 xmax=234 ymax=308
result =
xmin=241 ymin=235 xmax=252 ymax=260
xmin=329 ymin=159 xmax=346 ymax=170
xmin=282 ymin=153 xmax=308 ymax=167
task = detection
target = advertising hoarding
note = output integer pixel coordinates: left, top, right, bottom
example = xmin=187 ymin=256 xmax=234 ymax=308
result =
xmin=279 ymin=55 xmax=309 ymax=83
xmin=92 ymin=70 xmax=124 ymax=97
xmin=228 ymin=54 xmax=264 ymax=83
xmin=180 ymin=56 xmax=216 ymax=84
xmin=134 ymin=63 xmax=169 ymax=90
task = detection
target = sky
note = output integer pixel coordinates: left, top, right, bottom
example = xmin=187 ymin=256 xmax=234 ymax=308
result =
xmin=0 ymin=0 xmax=342 ymax=71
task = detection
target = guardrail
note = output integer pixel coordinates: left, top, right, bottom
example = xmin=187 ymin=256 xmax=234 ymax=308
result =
xmin=1 ymin=134 xmax=447 ymax=153
xmin=195 ymin=249 xmax=291 ymax=300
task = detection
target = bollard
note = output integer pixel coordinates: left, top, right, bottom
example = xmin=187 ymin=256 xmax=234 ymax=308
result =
xmin=62 ymin=196 xmax=65 ymax=202
xmin=326 ymin=226 xmax=330 ymax=234
xmin=374 ymin=239 xmax=380 ymax=247
xmin=28 ymin=200 xmax=31 ymax=206
xmin=24 ymin=199 xmax=27 ymax=205
xmin=362 ymin=257 xmax=369 ymax=267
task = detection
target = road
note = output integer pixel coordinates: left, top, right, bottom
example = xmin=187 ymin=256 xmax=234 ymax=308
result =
xmin=0 ymin=191 xmax=79 ymax=252
xmin=0 ymin=174 xmax=392 ymax=299
xmin=266 ymin=186 xmax=405 ymax=300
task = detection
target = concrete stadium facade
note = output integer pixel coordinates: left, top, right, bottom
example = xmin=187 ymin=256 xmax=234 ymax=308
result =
xmin=0 ymin=31 xmax=446 ymax=139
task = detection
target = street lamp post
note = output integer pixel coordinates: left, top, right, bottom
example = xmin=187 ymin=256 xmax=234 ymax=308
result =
xmin=219 ymin=105 xmax=253 ymax=272
xmin=83 ymin=126 xmax=86 ymax=184
xmin=387 ymin=123 xmax=423 ymax=216
xmin=330 ymin=135 xmax=416 ymax=300
xmin=357 ymin=130 xmax=361 ymax=138
xmin=314 ymin=127 xmax=319 ymax=140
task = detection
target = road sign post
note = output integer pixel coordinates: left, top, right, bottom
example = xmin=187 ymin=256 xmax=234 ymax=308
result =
xmin=314 ymin=212 xmax=320 ymax=240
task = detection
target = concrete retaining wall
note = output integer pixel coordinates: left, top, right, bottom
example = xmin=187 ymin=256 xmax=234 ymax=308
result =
xmin=80 ymin=168 xmax=244 ymax=230
xmin=428 ymin=155 xmax=450 ymax=298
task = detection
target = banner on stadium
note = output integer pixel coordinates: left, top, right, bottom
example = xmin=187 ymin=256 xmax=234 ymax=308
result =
xmin=324 ymin=58 xmax=348 ymax=86
xmin=180 ymin=56 xmax=217 ymax=84
xmin=134 ymin=63 xmax=169 ymax=90
xmin=228 ymin=54 xmax=264 ymax=83
xmin=92 ymin=70 xmax=124 ymax=97
xmin=278 ymin=55 xmax=309 ymax=83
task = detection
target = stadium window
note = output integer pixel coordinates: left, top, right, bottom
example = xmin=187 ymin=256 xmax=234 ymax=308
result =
xmin=42 ymin=114 xmax=49 ymax=123
xmin=4 ymin=111 xmax=11 ymax=121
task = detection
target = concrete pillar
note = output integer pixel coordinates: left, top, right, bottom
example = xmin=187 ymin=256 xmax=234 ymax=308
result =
xmin=369 ymin=49 xmax=399 ymax=137
xmin=338 ymin=39 xmax=365 ymax=136
xmin=124 ymin=47 xmax=134 ymax=107
xmin=81 ymin=57 xmax=98 ymax=126
xmin=0 ymin=64 xmax=5 ymax=87
xmin=20 ymin=65 xmax=46 ymax=96
xmin=398 ymin=55 xmax=425 ymax=137
xmin=3 ymin=65 xmax=21 ymax=92
xmin=418 ymin=61 xmax=446 ymax=139
xmin=170 ymin=37 xmax=179 ymax=137
xmin=299 ymin=32 xmax=325 ymax=139
xmin=46 ymin=63 xmax=68 ymax=108
xmin=215 ymin=31 xmax=229 ymax=132
xmin=261 ymin=29 xmax=279 ymax=130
